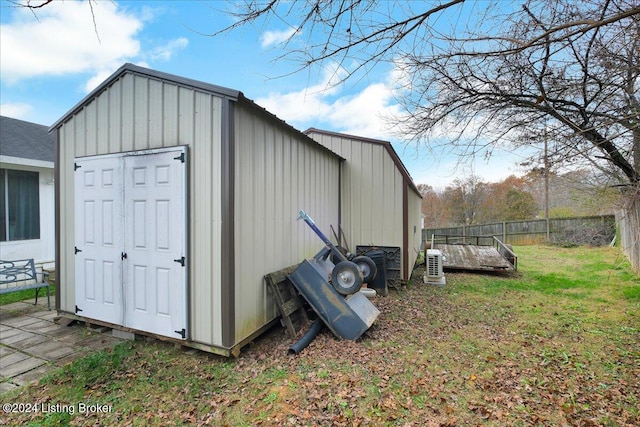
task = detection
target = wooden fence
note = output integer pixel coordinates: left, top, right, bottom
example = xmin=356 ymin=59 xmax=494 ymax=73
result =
xmin=616 ymin=195 xmax=640 ymax=273
xmin=423 ymin=215 xmax=616 ymax=247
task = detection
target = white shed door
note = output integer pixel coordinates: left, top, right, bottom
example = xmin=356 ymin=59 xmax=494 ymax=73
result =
xmin=123 ymin=151 xmax=187 ymax=339
xmin=74 ymin=149 xmax=187 ymax=340
xmin=74 ymin=157 xmax=124 ymax=325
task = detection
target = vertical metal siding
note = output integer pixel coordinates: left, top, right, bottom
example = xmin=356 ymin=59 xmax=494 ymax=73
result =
xmin=121 ymin=75 xmax=135 ymax=152
xmin=190 ymin=92 xmax=223 ymax=346
xmin=147 ymin=79 xmax=164 ymax=148
xmin=163 ymin=84 xmax=179 ymax=146
xmin=96 ymin=92 xmax=109 ymax=154
xmin=56 ymin=72 xmax=225 ymax=347
xmin=133 ymin=75 xmax=149 ymax=149
xmin=310 ymin=132 xmax=428 ymax=279
xmin=108 ymin=80 xmax=122 ymax=151
xmin=233 ymin=103 xmax=340 ymax=344
xmin=58 ymin=124 xmax=77 ymax=312
xmin=307 ymin=132 xmax=410 ymax=276
xmin=407 ymin=188 xmax=422 ymax=273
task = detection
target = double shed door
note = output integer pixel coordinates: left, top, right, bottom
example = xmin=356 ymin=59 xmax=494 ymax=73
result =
xmin=74 ymin=148 xmax=188 ymax=340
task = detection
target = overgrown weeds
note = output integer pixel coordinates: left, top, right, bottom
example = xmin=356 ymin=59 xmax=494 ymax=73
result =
xmin=2 ymin=245 xmax=638 ymax=426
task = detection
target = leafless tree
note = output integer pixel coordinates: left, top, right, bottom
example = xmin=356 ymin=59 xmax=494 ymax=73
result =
xmin=217 ymin=0 xmax=640 ymax=186
xmin=15 ymin=0 xmax=640 ymax=186
xmin=395 ymin=0 xmax=640 ymax=186
xmin=9 ymin=0 xmax=101 ymax=41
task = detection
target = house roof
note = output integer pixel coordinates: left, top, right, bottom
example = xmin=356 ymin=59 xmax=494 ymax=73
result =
xmin=0 ymin=116 xmax=55 ymax=162
xmin=304 ymin=128 xmax=422 ymax=197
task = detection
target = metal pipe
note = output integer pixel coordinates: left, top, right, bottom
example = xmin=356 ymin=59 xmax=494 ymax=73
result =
xmin=288 ymin=318 xmax=323 ymax=355
xmin=298 ymin=210 xmax=347 ymax=262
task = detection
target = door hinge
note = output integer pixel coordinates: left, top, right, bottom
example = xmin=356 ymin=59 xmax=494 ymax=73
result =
xmin=174 ymin=328 xmax=186 ymax=339
xmin=75 ymin=305 xmax=83 ymax=313
xmin=173 ymin=152 xmax=185 ymax=163
xmin=174 ymin=256 xmax=186 ymax=266
xmin=74 ymin=163 xmax=82 ymax=171
xmin=75 ymin=246 xmax=82 ymax=254
xmin=121 ymin=252 xmax=128 ymax=260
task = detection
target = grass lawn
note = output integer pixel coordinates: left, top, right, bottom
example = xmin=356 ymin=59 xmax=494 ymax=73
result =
xmin=0 ymin=287 xmax=54 ymax=307
xmin=2 ymin=245 xmax=639 ymax=426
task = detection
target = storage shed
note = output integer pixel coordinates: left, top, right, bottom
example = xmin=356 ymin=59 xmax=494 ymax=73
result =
xmin=305 ymin=129 xmax=423 ymax=281
xmin=50 ymin=64 xmax=342 ymax=356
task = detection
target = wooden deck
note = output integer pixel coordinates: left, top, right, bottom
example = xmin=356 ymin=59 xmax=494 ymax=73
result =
xmin=435 ymin=243 xmax=515 ymax=272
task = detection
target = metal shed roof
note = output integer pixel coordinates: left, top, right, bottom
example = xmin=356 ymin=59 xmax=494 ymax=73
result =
xmin=0 ymin=115 xmax=55 ymax=163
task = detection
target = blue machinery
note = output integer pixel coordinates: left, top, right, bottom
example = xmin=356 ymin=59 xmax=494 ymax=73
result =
xmin=288 ymin=211 xmax=380 ymax=341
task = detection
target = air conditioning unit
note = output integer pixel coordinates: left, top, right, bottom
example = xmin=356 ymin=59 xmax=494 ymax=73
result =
xmin=424 ymin=249 xmax=446 ymax=286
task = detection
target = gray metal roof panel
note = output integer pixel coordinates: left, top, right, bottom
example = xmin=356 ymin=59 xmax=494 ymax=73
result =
xmin=0 ymin=116 xmax=55 ymax=162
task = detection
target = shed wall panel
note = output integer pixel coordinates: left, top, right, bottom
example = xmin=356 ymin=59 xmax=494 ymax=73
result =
xmin=407 ymin=186 xmax=422 ymax=273
xmin=56 ymin=73 xmax=225 ymax=346
xmin=307 ymin=131 xmax=424 ymax=279
xmin=108 ymin=80 xmax=123 ymax=151
xmin=308 ymin=132 xmax=404 ymax=266
xmin=133 ymin=75 xmax=149 ymax=149
xmin=233 ymin=103 xmax=341 ymax=344
xmin=189 ymin=92 xmax=223 ymax=346
xmin=58 ymin=124 xmax=77 ymax=313
xmin=148 ymin=79 xmax=164 ymax=148
xmin=121 ymin=75 xmax=135 ymax=152
xmin=96 ymin=92 xmax=109 ymax=154
xmin=163 ymin=84 xmax=179 ymax=146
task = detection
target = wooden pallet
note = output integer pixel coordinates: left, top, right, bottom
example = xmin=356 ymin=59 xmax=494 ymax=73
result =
xmin=264 ymin=264 xmax=309 ymax=339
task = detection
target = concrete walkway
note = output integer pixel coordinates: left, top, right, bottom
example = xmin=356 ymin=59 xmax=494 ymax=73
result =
xmin=0 ymin=297 xmax=123 ymax=394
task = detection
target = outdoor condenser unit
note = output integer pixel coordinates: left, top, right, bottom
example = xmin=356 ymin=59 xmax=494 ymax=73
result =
xmin=424 ymin=249 xmax=446 ymax=286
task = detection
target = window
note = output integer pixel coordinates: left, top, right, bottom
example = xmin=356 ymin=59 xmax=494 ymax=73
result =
xmin=0 ymin=169 xmax=40 ymax=241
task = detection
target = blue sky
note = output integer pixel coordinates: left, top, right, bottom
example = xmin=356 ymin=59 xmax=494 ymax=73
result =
xmin=0 ymin=0 xmax=528 ymax=189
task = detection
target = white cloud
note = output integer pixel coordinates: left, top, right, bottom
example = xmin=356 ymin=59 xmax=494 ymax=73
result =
xmin=0 ymin=0 xmax=141 ymax=82
xmin=83 ymin=69 xmax=116 ymax=94
xmin=148 ymin=37 xmax=189 ymax=61
xmin=325 ymin=82 xmax=403 ymax=138
xmin=255 ymin=64 xmax=402 ymax=140
xmin=260 ymin=28 xmax=297 ymax=48
xmin=0 ymin=102 xmax=33 ymax=119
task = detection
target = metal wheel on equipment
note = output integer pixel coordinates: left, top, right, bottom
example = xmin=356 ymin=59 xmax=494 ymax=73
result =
xmin=330 ymin=261 xmax=363 ymax=295
xmin=352 ymin=256 xmax=377 ymax=283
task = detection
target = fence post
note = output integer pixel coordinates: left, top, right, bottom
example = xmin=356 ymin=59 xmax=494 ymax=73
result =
xmin=502 ymin=221 xmax=506 ymax=243
xmin=546 ymin=218 xmax=550 ymax=241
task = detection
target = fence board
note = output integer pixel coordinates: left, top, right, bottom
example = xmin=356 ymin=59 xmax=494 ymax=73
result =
xmin=424 ymin=215 xmax=615 ymax=247
xmin=616 ymin=196 xmax=640 ymax=273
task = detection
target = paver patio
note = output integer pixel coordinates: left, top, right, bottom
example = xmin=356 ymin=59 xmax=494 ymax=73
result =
xmin=0 ymin=297 xmax=123 ymax=394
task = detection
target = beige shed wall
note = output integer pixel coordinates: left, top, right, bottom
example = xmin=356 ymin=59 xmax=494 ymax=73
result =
xmin=307 ymin=130 xmax=424 ymax=279
xmin=307 ymin=132 xmax=416 ymax=273
xmin=56 ymin=72 xmax=225 ymax=346
xmin=407 ymin=186 xmax=423 ymax=274
xmin=233 ymin=103 xmax=341 ymax=343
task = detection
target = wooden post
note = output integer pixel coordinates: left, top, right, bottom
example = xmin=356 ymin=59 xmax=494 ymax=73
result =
xmin=503 ymin=221 xmax=507 ymax=243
